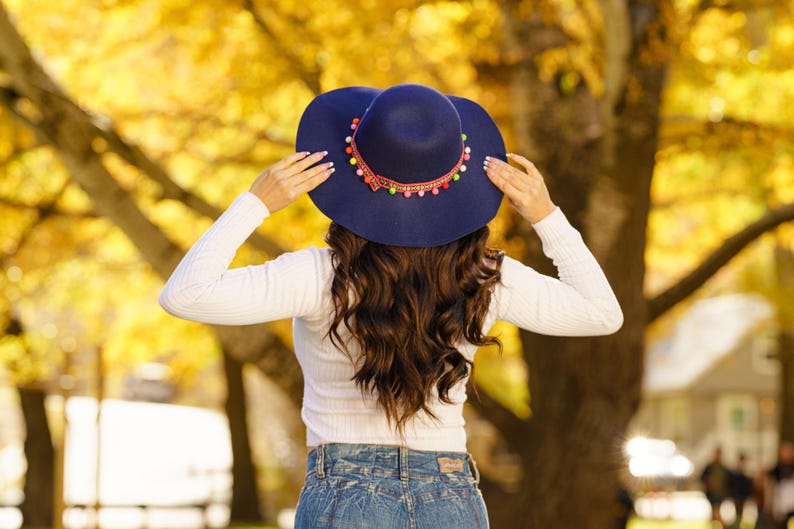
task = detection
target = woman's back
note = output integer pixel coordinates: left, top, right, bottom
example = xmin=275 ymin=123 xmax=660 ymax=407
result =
xmin=159 ymin=82 xmax=623 ymax=528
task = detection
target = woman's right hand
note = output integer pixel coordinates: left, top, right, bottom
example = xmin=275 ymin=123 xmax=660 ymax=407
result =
xmin=249 ymin=151 xmax=333 ymax=213
xmin=484 ymin=153 xmax=556 ymax=224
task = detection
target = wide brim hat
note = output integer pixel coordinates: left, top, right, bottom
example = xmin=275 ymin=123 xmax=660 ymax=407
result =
xmin=296 ymin=83 xmax=505 ymax=247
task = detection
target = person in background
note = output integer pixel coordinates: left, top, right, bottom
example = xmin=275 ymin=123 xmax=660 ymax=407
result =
xmin=613 ymin=483 xmax=634 ymax=529
xmin=701 ymin=446 xmax=732 ymax=527
xmin=730 ymin=452 xmax=754 ymax=529
xmin=767 ymin=441 xmax=794 ymax=529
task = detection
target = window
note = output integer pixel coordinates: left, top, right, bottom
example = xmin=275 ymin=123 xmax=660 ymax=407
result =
xmin=717 ymin=395 xmax=756 ymax=434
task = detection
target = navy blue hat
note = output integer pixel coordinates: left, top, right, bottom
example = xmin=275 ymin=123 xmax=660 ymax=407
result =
xmin=296 ymin=83 xmax=505 ymax=247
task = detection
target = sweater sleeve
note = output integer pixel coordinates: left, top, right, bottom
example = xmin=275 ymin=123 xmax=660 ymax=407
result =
xmin=493 ymin=208 xmax=623 ymax=336
xmin=158 ymin=192 xmax=328 ymax=325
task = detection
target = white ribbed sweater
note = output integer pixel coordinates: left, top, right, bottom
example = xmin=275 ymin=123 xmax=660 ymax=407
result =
xmin=159 ymin=192 xmax=623 ymax=451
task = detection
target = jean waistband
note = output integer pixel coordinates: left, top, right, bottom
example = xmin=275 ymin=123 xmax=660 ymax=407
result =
xmin=307 ymin=443 xmax=480 ymax=484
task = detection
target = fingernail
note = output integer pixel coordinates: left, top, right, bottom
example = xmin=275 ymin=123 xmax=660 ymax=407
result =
xmin=328 ymin=162 xmax=334 ymax=167
xmin=329 ymin=168 xmax=335 ymax=173
xmin=506 ymin=153 xmax=514 ymax=157
xmin=323 ymin=150 xmax=328 ymax=156
xmin=485 ymin=156 xmax=491 ymax=161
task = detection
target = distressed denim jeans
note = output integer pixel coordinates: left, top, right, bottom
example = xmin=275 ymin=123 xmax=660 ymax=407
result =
xmin=295 ymin=443 xmax=489 ymax=529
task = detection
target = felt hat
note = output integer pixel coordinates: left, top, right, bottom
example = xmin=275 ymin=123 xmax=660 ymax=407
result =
xmin=296 ymin=83 xmax=505 ymax=247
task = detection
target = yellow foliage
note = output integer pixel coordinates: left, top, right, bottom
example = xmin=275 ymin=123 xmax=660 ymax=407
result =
xmin=1 ymin=0 xmax=793 ymax=410
xmin=474 ymin=321 xmax=531 ymax=418
xmin=648 ymin=0 xmax=794 ymax=330
xmin=1 ymin=0 xmax=534 ymax=402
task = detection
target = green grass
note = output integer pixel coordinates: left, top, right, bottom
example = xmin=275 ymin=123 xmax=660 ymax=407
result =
xmin=629 ymin=521 xmax=714 ymax=529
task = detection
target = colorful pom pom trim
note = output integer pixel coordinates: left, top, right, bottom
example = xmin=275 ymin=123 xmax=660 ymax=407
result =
xmin=345 ymin=117 xmax=471 ymax=198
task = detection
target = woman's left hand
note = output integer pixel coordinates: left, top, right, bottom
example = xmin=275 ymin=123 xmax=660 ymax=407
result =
xmin=484 ymin=153 xmax=556 ymax=224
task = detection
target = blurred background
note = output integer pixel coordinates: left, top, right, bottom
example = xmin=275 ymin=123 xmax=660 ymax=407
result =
xmin=0 ymin=1 xmax=792 ymax=529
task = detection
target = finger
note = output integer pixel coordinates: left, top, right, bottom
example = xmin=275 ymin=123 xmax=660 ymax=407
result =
xmin=487 ymin=156 xmax=530 ymax=181
xmin=486 ymin=168 xmax=527 ymax=200
xmin=272 ymin=151 xmax=312 ymax=172
xmin=290 ymin=161 xmax=334 ymax=186
xmin=294 ymin=164 xmax=335 ymax=194
xmin=484 ymin=157 xmax=531 ymax=196
xmin=282 ymin=150 xmax=328 ymax=176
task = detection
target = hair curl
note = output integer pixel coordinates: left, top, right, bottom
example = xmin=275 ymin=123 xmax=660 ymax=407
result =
xmin=326 ymin=222 xmax=503 ymax=432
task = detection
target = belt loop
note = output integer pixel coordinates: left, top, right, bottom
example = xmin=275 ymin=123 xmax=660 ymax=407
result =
xmin=467 ymin=453 xmax=480 ymax=484
xmin=316 ymin=445 xmax=326 ymax=478
xmin=399 ymin=446 xmax=409 ymax=482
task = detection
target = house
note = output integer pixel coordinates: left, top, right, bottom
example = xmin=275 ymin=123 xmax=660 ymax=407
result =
xmin=630 ymin=294 xmax=780 ymax=478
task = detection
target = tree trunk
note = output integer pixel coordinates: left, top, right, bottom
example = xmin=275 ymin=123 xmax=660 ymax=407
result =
xmin=474 ymin=1 xmax=666 ymax=527
xmin=18 ymin=386 xmax=55 ymax=528
xmin=5 ymin=317 xmax=55 ymax=528
xmin=222 ymin=350 xmax=264 ymax=522
xmin=779 ymin=330 xmax=794 ymax=443
xmin=775 ymin=243 xmax=794 ymax=443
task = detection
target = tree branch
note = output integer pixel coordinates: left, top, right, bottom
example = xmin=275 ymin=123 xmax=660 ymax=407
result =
xmin=659 ymin=116 xmax=794 ymax=151
xmin=242 ymin=0 xmax=321 ymax=96
xmin=0 ymin=179 xmax=73 ymax=260
xmin=93 ymin=122 xmax=288 ymax=256
xmin=647 ymin=201 xmax=794 ymax=321
xmin=0 ymin=194 xmax=96 ymax=220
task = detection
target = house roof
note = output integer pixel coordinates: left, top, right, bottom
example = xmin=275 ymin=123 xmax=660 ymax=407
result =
xmin=643 ymin=294 xmax=774 ymax=394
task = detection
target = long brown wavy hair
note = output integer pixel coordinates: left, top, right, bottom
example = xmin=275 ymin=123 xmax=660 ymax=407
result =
xmin=326 ymin=221 xmax=504 ymax=432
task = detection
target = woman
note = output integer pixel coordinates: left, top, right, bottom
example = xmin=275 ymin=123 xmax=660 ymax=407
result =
xmin=159 ymin=83 xmax=623 ymax=528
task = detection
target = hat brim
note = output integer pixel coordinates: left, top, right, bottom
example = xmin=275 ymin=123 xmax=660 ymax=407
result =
xmin=296 ymin=86 xmax=505 ymax=247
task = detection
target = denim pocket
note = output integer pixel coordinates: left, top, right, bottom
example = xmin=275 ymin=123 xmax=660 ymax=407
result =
xmin=411 ymin=480 xmax=489 ymax=529
xmin=295 ymin=474 xmax=405 ymax=529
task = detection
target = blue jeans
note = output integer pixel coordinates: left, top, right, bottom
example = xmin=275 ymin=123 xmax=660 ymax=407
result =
xmin=295 ymin=443 xmax=489 ymax=529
